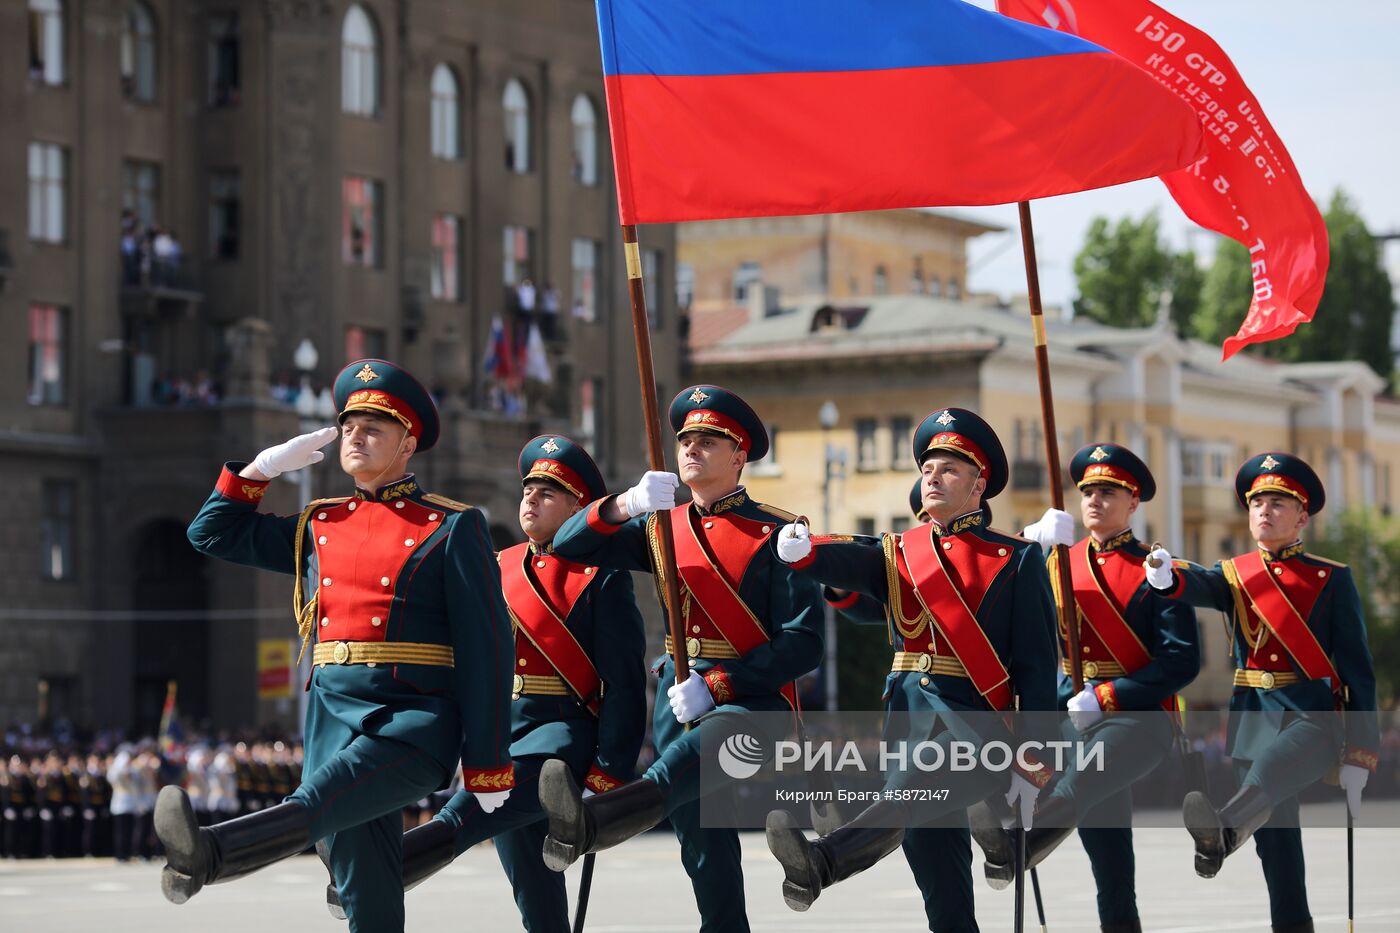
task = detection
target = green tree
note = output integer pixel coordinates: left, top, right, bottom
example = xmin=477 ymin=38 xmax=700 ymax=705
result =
xmin=1168 ymin=249 xmax=1205 ymax=337
xmin=1072 ymin=212 xmax=1173 ymax=327
xmin=1311 ymin=509 xmax=1400 ymax=706
xmin=1194 ymin=237 xmax=1253 ymax=345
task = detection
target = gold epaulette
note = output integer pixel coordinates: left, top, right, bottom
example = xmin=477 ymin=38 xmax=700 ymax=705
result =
xmin=422 ymin=492 xmax=471 ymax=512
xmin=757 ymin=503 xmax=799 ymax=523
xmin=308 ymin=496 xmax=352 ymax=509
xmin=1305 ymin=554 xmax=1347 ymax=568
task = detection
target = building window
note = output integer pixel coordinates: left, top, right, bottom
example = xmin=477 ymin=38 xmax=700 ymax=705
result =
xmin=873 ymin=265 xmax=888 ymax=295
xmin=28 ymin=142 xmax=66 ymax=243
xmin=855 ymin=418 xmax=879 ymax=471
xmin=340 ymin=4 xmax=378 ymax=117
xmin=42 ymin=480 xmax=76 ymax=581
xmin=889 ymin=416 xmax=912 ymax=469
xmin=503 ymin=78 xmax=531 ymax=173
xmin=502 ymin=224 xmax=534 ymax=287
xmin=122 ymin=160 xmax=161 ymax=230
xmin=209 ymin=169 xmax=240 ymax=259
xmin=891 ymin=516 xmax=910 ymax=534
xmin=431 ymin=214 xmax=461 ymax=301
xmin=571 ymin=239 xmax=599 ymax=323
xmin=344 ymin=325 xmax=386 ymax=363
xmin=644 ymin=249 xmax=662 ymax=328
xmin=911 ymin=256 xmax=926 ymax=294
xmin=578 ymin=377 xmax=602 ymax=461
xmin=28 ymin=0 xmax=65 ymax=86
xmin=430 ymin=64 xmax=460 ymax=159
xmin=121 ymin=2 xmax=158 ymax=102
xmin=571 ymin=94 xmax=598 ymax=185
xmin=28 ymin=304 xmax=66 ymax=406
xmin=948 ymin=278 xmax=961 ymax=299
xmin=342 ymin=176 xmax=382 ymax=267
xmin=733 ymin=261 xmax=761 ymax=300
xmin=677 ymin=262 xmax=695 ymax=311
xmin=208 ymin=12 xmax=240 ymax=106
xmin=856 ymin=517 xmax=876 ymax=537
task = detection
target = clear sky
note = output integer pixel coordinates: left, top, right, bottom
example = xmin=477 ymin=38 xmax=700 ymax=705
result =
xmin=954 ymin=0 xmax=1400 ymax=314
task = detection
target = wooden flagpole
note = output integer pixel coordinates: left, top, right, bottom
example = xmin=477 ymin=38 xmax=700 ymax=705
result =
xmin=1017 ymin=201 xmax=1083 ymax=692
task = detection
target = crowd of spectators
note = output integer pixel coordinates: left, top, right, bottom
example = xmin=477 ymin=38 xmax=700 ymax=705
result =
xmin=120 ymin=209 xmax=184 ymax=289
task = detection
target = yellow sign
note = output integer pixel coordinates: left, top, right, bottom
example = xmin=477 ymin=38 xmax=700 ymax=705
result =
xmin=258 ymin=639 xmax=294 ymax=699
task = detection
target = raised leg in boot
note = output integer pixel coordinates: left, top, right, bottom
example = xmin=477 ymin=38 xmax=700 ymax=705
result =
xmin=539 ymin=760 xmax=664 ymax=871
xmin=1182 ymin=784 xmax=1272 ymax=879
xmin=766 ymin=803 xmax=905 ymax=911
xmin=970 ymin=792 xmax=1076 ymax=889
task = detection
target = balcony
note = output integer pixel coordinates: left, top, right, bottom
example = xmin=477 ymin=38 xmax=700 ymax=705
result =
xmin=120 ymin=261 xmax=204 ymax=318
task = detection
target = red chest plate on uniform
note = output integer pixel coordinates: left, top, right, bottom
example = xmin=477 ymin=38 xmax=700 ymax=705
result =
xmin=892 ymin=530 xmax=1012 ymax=653
xmin=312 ymin=498 xmax=446 ymax=642
xmin=500 ymin=543 xmax=596 ymax=677
xmin=1066 ymin=544 xmax=1151 ymax=669
xmin=672 ymin=508 xmax=772 ymax=643
xmin=1243 ymin=557 xmax=1329 ymax=671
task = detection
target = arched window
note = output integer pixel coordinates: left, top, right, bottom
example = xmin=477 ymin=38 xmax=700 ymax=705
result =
xmin=341 ymin=5 xmax=378 ymax=116
xmin=430 ymin=64 xmax=460 ymax=159
xmin=571 ymin=94 xmax=597 ymax=186
xmin=28 ymin=0 xmax=65 ymax=85
xmin=121 ymin=2 xmax=158 ymax=102
xmin=873 ymin=265 xmax=888 ymax=295
xmin=503 ymin=78 xmax=530 ymax=173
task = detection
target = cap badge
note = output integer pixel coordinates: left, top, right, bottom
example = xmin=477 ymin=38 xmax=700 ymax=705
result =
xmin=688 ymin=387 xmax=710 ymax=404
xmin=541 ymin=437 xmax=561 ymax=454
xmin=935 ymin=410 xmax=955 ymax=427
xmin=1260 ymin=455 xmax=1281 ymax=471
xmin=354 ymin=363 xmax=379 ymax=384
xmin=1089 ymin=446 xmax=1109 ymax=462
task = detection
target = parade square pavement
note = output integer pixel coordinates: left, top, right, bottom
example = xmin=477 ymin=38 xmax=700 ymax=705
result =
xmin=3 ymin=812 xmax=1397 ymax=931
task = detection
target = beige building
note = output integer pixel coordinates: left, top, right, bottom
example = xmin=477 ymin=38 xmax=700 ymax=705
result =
xmin=2 ymin=0 xmax=678 ymax=732
xmin=684 ymin=214 xmax=1400 ymax=707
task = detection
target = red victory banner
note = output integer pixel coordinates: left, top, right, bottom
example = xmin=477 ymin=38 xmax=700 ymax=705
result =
xmin=997 ymin=0 xmax=1330 ymax=359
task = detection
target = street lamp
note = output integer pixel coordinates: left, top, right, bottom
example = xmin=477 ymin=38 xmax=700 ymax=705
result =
xmin=819 ymin=400 xmax=847 ymax=711
xmin=291 ymin=340 xmax=320 ymax=735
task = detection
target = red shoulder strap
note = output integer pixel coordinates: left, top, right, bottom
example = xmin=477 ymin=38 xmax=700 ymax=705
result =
xmin=1230 ymin=552 xmax=1339 ymax=686
xmin=499 ymin=545 xmax=603 ymax=715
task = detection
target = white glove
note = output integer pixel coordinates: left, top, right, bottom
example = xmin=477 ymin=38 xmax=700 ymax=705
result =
xmin=1021 ymin=508 xmax=1075 ymax=551
xmin=1004 ymin=772 xmax=1041 ymax=830
xmin=1339 ymin=763 xmax=1368 ymax=819
xmin=1067 ymin=685 xmax=1103 ymax=732
xmin=621 ymin=471 xmax=679 ymax=517
xmin=776 ymin=523 xmax=812 ymax=564
xmin=473 ymin=789 xmax=511 ymax=814
xmin=667 ymin=672 xmax=716 ymax=724
xmin=1145 ymin=547 xmax=1174 ymax=591
xmin=250 ymin=426 xmax=339 ymax=479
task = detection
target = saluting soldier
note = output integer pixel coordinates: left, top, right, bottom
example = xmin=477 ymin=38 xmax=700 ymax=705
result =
xmin=1146 ymin=453 xmax=1377 ymax=933
xmin=766 ymin=408 xmax=1059 ymax=928
xmin=538 ymin=385 xmax=824 ymax=933
xmin=159 ymin=359 xmax=516 ymax=933
xmin=971 ymin=443 xmax=1201 ymax=933
xmin=326 ymin=434 xmax=647 ymax=932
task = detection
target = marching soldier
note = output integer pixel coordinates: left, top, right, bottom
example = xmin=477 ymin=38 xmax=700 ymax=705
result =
xmin=971 ymin=443 xmax=1201 ymax=933
xmin=159 ymin=358 xmax=516 ymax=933
xmin=1146 ymin=452 xmax=1377 ymax=933
xmin=765 ymin=407 xmax=1059 ymax=928
xmin=539 ymin=385 xmax=824 ymax=933
xmin=326 ymin=434 xmax=647 ymax=932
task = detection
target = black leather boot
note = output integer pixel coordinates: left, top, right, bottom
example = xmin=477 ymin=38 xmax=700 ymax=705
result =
xmin=1272 ymin=922 xmax=1314 ymax=933
xmin=539 ymin=760 xmax=664 ymax=872
xmin=1102 ymin=920 xmax=1143 ymax=933
xmin=973 ymin=793 xmax=1076 ymax=889
xmin=766 ymin=805 xmax=905 ymax=911
xmin=1183 ymin=785 xmax=1272 ymax=878
xmin=156 ymin=785 xmax=312 ymax=904
xmin=325 ymin=815 xmax=457 ymax=919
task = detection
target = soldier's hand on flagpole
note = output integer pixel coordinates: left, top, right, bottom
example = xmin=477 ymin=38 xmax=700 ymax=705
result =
xmin=776 ymin=523 xmax=811 ymax=564
xmin=1021 ymin=508 xmax=1075 ymax=551
xmin=1004 ymin=773 xmax=1040 ymax=831
xmin=1144 ymin=547 xmax=1175 ymax=591
xmin=621 ymin=471 xmax=679 ymax=517
xmin=1067 ymin=685 xmax=1103 ymax=732
xmin=666 ymin=672 xmax=716 ymax=724
xmin=1339 ymin=763 xmax=1368 ymax=819
xmin=247 ymin=426 xmax=340 ymax=480
xmin=474 ymin=788 xmax=511 ymax=814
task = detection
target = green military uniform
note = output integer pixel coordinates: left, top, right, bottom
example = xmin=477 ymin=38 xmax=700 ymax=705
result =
xmin=768 ymin=408 xmax=1059 ymax=932
xmin=162 ymin=359 xmax=515 ymax=933
xmin=1160 ymin=453 xmax=1378 ymax=933
xmin=541 ymin=385 xmax=824 ymax=933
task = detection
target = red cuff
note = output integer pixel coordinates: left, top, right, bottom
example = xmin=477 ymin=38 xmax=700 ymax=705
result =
xmin=215 ymin=465 xmax=271 ymax=505
xmin=585 ymin=497 xmax=625 ymax=535
xmin=1343 ymin=747 xmax=1379 ymax=772
xmin=463 ymin=764 xmax=516 ymax=791
xmin=584 ymin=765 xmax=626 ymax=794
xmin=1159 ymin=563 xmax=1188 ymax=600
xmin=703 ymin=665 xmax=736 ymax=705
xmin=1094 ymin=682 xmax=1120 ymax=712
xmin=1014 ymin=756 xmax=1053 ymax=788
xmin=825 ymin=588 xmax=859 ymax=609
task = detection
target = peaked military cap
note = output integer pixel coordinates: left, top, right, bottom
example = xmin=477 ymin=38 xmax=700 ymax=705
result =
xmin=909 ymin=477 xmax=926 ymax=519
xmin=518 ymin=435 xmax=606 ymax=506
xmin=1071 ymin=442 xmax=1156 ymax=502
xmin=334 ymin=359 xmax=441 ymax=451
xmin=1235 ymin=452 xmax=1325 ymax=515
xmin=669 ymin=384 xmax=769 ymax=462
xmin=912 ymin=407 xmax=1008 ymax=500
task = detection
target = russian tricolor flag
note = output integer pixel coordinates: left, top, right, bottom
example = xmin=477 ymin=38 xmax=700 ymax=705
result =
xmin=597 ymin=0 xmax=1207 ymax=224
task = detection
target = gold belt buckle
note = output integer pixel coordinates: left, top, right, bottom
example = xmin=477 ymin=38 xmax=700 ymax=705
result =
xmin=917 ymin=653 xmax=933 ymax=673
xmin=685 ymin=636 xmax=702 ymax=658
xmin=1083 ymin=660 xmax=1099 ymax=680
xmin=332 ymin=641 xmax=351 ymax=665
xmin=512 ymin=674 xmax=525 ymax=699
xmin=1260 ymin=671 xmax=1276 ymax=690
